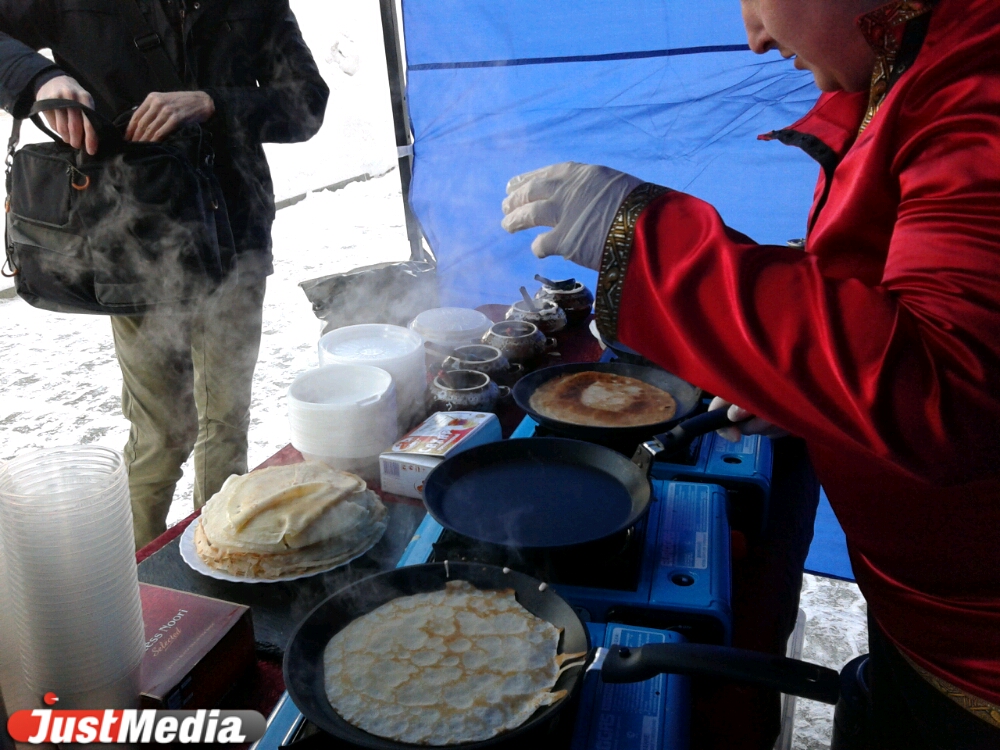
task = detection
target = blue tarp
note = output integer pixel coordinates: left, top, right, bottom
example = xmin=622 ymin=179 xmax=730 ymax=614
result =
xmin=400 ymin=0 xmax=852 ymax=580
xmin=805 ymin=489 xmax=855 ymax=581
xmin=402 ymin=0 xmax=820 ymax=308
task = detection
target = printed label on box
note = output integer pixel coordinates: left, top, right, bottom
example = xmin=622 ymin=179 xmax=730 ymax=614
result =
xmin=660 ymin=483 xmax=710 ymax=570
xmin=392 ymin=412 xmax=494 ymax=457
xmin=585 ymin=627 xmax=668 ymax=750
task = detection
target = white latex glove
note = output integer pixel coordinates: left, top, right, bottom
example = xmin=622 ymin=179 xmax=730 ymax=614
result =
xmin=710 ymin=396 xmax=791 ymax=442
xmin=501 ymin=162 xmax=644 ymax=270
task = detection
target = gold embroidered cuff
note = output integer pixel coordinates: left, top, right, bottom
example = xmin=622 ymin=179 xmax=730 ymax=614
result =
xmin=901 ymin=653 xmax=1000 ymax=730
xmin=594 ymin=183 xmax=671 ymax=343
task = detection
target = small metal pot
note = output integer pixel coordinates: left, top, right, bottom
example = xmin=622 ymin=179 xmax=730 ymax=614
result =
xmin=535 ymin=281 xmax=594 ymax=326
xmin=429 ymin=369 xmax=510 ymax=413
xmin=481 ymin=320 xmax=557 ymax=365
xmin=442 ymin=344 xmax=525 ymax=384
xmin=505 ymin=299 xmax=568 ymax=333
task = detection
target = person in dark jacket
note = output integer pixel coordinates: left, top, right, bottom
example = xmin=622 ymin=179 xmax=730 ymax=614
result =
xmin=0 ymin=0 xmax=330 ymax=547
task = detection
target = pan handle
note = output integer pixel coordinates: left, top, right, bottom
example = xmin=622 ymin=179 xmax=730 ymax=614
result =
xmin=601 ymin=643 xmax=841 ymax=705
xmin=632 ymin=406 xmax=739 ymax=473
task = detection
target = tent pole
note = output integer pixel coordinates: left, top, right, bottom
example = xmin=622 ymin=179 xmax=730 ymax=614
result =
xmin=379 ymin=0 xmax=427 ymax=262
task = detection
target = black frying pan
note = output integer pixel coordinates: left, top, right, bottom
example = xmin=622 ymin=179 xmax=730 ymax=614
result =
xmin=283 ymin=563 xmax=591 ymax=750
xmin=512 ymin=362 xmax=702 ymax=445
xmin=422 ymin=437 xmax=650 ymax=547
xmin=283 ymin=563 xmax=841 ymax=750
xmin=422 ymin=408 xmax=741 ymax=549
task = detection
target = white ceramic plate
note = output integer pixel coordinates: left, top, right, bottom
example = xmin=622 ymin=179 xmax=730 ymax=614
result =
xmin=178 ymin=520 xmax=386 ymax=584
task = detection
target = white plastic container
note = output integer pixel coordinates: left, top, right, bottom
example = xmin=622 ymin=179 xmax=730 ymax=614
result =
xmin=0 ymin=446 xmax=144 ymax=709
xmin=318 ymin=324 xmax=426 ymax=431
xmin=287 ymin=365 xmax=399 ymax=480
xmin=408 ymin=307 xmax=492 ymax=348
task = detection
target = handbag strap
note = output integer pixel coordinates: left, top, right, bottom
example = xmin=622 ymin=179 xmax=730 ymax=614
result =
xmin=4 ymin=99 xmax=123 ymax=197
xmin=117 ymin=0 xmax=189 ymax=93
xmin=6 ymin=1 xmax=187 ymax=164
xmin=28 ymin=99 xmax=124 ymax=152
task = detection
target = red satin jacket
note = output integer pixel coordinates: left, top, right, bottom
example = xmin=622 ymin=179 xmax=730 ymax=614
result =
xmin=607 ymin=0 xmax=1000 ymax=703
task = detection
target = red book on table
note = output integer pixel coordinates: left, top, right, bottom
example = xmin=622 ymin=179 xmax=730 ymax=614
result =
xmin=140 ymin=583 xmax=254 ymax=710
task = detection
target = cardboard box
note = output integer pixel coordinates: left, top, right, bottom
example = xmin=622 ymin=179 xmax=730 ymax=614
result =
xmin=139 ymin=583 xmax=254 ymax=710
xmin=380 ymin=412 xmax=501 ymax=499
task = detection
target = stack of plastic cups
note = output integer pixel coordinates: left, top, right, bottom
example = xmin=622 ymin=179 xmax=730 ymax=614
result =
xmin=0 ymin=497 xmax=26 ymax=720
xmin=0 ymin=446 xmax=145 ymax=710
xmin=288 ymin=364 xmax=399 ymax=482
xmin=318 ymin=324 xmax=427 ymax=432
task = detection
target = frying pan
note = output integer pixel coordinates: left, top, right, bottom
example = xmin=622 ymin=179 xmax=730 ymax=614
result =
xmin=283 ymin=562 xmax=590 ymax=749
xmin=512 ymin=362 xmax=702 ymax=445
xmin=283 ymin=563 xmax=841 ymax=750
xmin=422 ymin=407 xmax=741 ymax=548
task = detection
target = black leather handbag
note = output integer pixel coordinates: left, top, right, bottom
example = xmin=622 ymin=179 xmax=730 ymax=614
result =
xmin=2 ymin=99 xmax=235 ymax=315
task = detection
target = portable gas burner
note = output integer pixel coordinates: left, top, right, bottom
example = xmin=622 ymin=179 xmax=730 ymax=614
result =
xmin=400 ymin=478 xmax=732 ymax=647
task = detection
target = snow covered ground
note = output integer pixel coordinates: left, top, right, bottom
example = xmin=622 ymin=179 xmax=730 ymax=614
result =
xmin=0 ymin=2 xmax=867 ymax=747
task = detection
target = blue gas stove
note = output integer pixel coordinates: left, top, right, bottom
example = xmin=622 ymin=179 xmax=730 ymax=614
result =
xmin=253 ymin=418 xmax=773 ymax=750
xmin=399 ymin=478 xmax=732 ymax=646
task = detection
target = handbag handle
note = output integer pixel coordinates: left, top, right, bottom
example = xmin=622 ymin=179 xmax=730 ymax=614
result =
xmin=26 ymin=99 xmax=124 ymax=155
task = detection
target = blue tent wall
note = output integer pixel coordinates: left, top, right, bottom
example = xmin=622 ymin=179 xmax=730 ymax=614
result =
xmin=401 ymin=0 xmax=821 ymax=308
xmin=397 ymin=0 xmax=854 ymax=582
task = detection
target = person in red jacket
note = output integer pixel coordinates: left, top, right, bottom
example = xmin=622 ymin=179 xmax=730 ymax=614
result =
xmin=503 ymin=0 xmax=1000 ymax=747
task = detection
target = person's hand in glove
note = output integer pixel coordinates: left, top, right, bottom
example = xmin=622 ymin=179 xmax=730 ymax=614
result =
xmin=710 ymin=396 xmax=791 ymax=442
xmin=501 ymin=162 xmax=644 ymax=270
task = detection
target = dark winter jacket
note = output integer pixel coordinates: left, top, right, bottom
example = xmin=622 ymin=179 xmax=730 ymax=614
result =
xmin=0 ymin=0 xmax=330 ymax=274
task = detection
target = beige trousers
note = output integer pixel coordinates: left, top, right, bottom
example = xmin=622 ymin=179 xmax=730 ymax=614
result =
xmin=110 ymin=274 xmax=266 ymax=549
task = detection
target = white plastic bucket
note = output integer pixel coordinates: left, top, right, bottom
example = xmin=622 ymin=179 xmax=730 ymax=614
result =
xmin=318 ymin=324 xmax=426 ymax=430
xmin=287 ymin=365 xmax=399 ymax=460
xmin=408 ymin=307 xmax=492 ymax=348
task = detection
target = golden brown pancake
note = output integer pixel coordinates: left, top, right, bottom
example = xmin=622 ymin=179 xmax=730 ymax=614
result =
xmin=529 ymin=371 xmax=677 ymax=427
xmin=323 ymin=581 xmax=573 ymax=745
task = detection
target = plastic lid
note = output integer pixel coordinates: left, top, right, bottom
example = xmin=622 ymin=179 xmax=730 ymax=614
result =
xmin=409 ymin=308 xmax=492 ymax=343
xmin=319 ymin=324 xmax=423 ymax=363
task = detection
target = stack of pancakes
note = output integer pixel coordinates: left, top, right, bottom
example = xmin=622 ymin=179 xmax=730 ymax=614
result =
xmin=194 ymin=462 xmax=387 ymax=579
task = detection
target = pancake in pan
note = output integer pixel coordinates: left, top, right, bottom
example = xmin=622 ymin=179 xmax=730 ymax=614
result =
xmin=323 ymin=580 xmax=576 ymax=745
xmin=528 ymin=371 xmax=677 ymax=427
